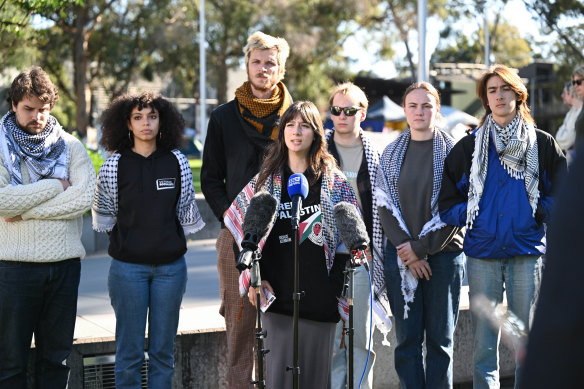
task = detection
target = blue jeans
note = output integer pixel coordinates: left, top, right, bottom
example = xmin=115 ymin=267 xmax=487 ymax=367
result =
xmin=108 ymin=257 xmax=187 ymax=389
xmin=467 ymin=256 xmax=543 ymax=389
xmin=384 ymin=242 xmax=465 ymax=389
xmin=0 ymin=258 xmax=80 ymax=389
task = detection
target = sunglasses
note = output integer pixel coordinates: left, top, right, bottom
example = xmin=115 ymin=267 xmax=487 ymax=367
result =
xmin=572 ymin=79 xmax=583 ymax=86
xmin=330 ymin=106 xmax=362 ymax=116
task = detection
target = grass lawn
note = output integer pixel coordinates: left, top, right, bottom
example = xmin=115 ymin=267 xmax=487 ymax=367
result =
xmin=88 ymin=148 xmax=203 ymax=194
xmin=189 ymin=158 xmax=202 ymax=193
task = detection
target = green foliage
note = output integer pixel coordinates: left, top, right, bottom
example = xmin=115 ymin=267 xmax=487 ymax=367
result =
xmin=85 ymin=147 xmax=106 ymax=175
xmin=432 ymin=21 xmax=532 ymax=69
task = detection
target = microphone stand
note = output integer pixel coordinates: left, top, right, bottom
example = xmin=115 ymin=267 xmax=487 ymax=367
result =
xmin=286 ymin=200 xmax=302 ymax=389
xmin=341 ymin=258 xmax=356 ymax=389
xmin=249 ymin=250 xmax=269 ymax=388
xmin=341 ymin=249 xmax=368 ymax=389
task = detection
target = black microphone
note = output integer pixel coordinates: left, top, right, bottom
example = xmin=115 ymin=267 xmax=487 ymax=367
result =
xmin=235 ymin=191 xmax=278 ymax=271
xmin=287 ymin=173 xmax=309 ymax=228
xmin=333 ymin=201 xmax=370 ymax=268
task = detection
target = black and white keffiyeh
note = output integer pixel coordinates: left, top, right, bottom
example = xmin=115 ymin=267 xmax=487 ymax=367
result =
xmin=0 ymin=112 xmax=68 ymax=185
xmin=324 ymin=129 xmax=393 ymax=341
xmin=375 ymin=128 xmax=454 ymax=319
xmin=92 ymin=149 xmax=205 ymax=235
xmin=467 ymin=114 xmax=539 ymax=229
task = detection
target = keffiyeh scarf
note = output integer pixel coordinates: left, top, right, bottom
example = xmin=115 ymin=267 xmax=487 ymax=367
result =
xmin=92 ymin=149 xmax=205 ymax=235
xmin=0 ymin=112 xmax=68 ymax=185
xmin=376 ymin=128 xmax=454 ymax=319
xmin=325 ymin=128 xmax=393 ymax=342
xmin=224 ymin=167 xmax=358 ymax=319
xmin=467 ymin=114 xmax=539 ymax=229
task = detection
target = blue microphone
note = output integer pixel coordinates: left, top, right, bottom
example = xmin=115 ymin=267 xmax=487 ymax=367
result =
xmin=287 ymin=173 xmax=309 ymax=228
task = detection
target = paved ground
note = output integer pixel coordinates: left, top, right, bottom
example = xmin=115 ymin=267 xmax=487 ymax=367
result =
xmin=75 ymin=238 xmax=224 ymax=343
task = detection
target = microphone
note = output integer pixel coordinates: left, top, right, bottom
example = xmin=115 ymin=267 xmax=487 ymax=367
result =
xmin=287 ymin=173 xmax=308 ymax=229
xmin=235 ymin=191 xmax=278 ymax=271
xmin=333 ymin=201 xmax=370 ymax=268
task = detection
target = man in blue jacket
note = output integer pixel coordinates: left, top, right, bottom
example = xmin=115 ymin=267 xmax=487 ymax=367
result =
xmin=438 ymin=64 xmax=566 ymax=389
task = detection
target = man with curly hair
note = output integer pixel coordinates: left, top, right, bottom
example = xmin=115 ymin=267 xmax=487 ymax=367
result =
xmin=201 ymin=31 xmax=292 ymax=388
xmin=0 ymin=67 xmax=96 ymax=388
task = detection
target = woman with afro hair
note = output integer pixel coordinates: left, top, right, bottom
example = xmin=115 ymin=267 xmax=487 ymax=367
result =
xmin=92 ymin=92 xmax=204 ymax=388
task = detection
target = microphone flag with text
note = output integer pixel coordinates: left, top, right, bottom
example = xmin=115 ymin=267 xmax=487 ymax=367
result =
xmin=333 ymin=201 xmax=370 ymax=268
xmin=235 ymin=191 xmax=278 ymax=271
xmin=287 ymin=173 xmax=309 ymax=229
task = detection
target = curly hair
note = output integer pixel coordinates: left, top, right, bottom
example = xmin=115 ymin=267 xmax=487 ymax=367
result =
xmin=99 ymin=91 xmax=185 ymax=152
xmin=7 ymin=66 xmax=59 ymax=110
xmin=256 ymin=101 xmax=338 ymax=189
xmin=476 ymin=64 xmax=534 ymax=126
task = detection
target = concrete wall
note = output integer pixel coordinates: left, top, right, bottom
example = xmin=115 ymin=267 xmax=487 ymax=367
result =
xmin=64 ymin=308 xmax=515 ymax=388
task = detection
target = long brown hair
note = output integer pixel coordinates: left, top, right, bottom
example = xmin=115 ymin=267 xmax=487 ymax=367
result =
xmin=256 ymin=101 xmax=337 ymax=189
xmin=476 ymin=64 xmax=534 ymax=126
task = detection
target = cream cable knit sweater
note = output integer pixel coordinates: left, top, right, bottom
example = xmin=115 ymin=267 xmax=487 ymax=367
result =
xmin=0 ymin=131 xmax=96 ymax=262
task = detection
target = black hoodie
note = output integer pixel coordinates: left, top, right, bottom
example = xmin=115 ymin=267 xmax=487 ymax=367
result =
xmin=108 ymin=148 xmax=187 ymax=264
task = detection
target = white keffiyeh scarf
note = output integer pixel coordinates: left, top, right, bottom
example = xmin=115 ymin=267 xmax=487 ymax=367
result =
xmin=376 ymin=128 xmax=454 ymax=319
xmin=0 ymin=112 xmax=69 ymax=185
xmin=92 ymin=149 xmax=205 ymax=235
xmin=467 ymin=114 xmax=539 ymax=229
xmin=325 ymin=128 xmax=393 ymax=342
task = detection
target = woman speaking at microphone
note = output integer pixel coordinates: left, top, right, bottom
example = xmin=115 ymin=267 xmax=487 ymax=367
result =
xmin=376 ymin=82 xmax=465 ymax=388
xmin=224 ymin=101 xmax=359 ymax=389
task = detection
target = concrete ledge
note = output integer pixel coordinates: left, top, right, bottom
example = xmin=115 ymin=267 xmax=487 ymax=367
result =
xmin=65 ymin=297 xmax=516 ymax=388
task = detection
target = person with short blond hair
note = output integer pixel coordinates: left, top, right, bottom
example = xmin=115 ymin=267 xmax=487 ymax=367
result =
xmin=326 ymin=81 xmax=382 ymax=389
xmin=201 ymin=30 xmax=292 ymax=388
xmin=439 ymin=64 xmax=566 ymax=388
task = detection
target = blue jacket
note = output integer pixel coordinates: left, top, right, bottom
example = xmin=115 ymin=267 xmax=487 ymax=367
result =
xmin=438 ymin=128 xmax=566 ymax=259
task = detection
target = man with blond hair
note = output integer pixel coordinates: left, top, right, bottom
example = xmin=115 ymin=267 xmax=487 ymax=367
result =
xmin=326 ymin=82 xmax=383 ymax=389
xmin=201 ymin=31 xmax=292 ymax=388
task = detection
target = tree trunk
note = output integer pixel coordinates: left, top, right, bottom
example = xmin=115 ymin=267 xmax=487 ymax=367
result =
xmin=215 ymin=54 xmax=228 ymax=105
xmin=73 ymin=5 xmax=89 ymax=137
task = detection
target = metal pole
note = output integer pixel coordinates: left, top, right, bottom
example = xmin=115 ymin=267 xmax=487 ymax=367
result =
xmin=484 ymin=10 xmax=490 ymax=68
xmin=417 ymin=0 xmax=427 ymax=82
xmin=199 ymin=0 xmax=207 ymax=148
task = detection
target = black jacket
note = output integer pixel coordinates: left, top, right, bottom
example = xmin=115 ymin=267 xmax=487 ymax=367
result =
xmin=201 ymin=100 xmax=274 ymax=222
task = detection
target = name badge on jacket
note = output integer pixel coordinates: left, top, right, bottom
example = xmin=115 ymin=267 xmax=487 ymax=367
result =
xmin=156 ymin=178 xmax=176 ymax=190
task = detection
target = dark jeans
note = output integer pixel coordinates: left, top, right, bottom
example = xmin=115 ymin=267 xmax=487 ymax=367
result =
xmin=0 ymin=258 xmax=81 ymax=389
xmin=384 ymin=242 xmax=464 ymax=389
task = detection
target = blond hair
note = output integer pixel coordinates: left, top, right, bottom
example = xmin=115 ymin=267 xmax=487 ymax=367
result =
xmin=328 ymin=82 xmax=369 ymax=109
xmin=244 ymin=31 xmax=290 ymax=80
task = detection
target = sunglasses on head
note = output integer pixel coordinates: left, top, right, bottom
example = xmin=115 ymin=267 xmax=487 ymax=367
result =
xmin=572 ymin=79 xmax=583 ymax=86
xmin=330 ymin=106 xmax=362 ymax=116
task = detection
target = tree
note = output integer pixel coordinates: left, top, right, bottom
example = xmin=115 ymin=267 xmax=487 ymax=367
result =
xmin=255 ymin=0 xmax=372 ymax=107
xmin=522 ymin=0 xmax=584 ymax=63
xmin=431 ymin=21 xmax=532 ymax=69
xmin=32 ymin=0 xmax=116 ymax=136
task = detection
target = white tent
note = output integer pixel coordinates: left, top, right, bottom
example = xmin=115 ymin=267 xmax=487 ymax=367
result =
xmin=366 ymin=96 xmax=406 ymax=122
